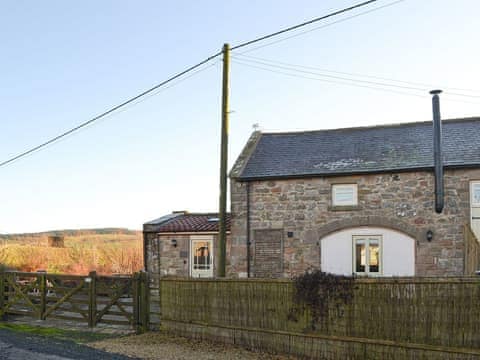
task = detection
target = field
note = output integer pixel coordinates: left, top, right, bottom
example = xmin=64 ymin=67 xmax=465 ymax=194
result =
xmin=0 ymin=229 xmax=142 ymax=275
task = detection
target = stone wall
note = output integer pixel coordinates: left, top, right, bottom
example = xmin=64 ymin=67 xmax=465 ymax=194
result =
xmin=145 ymin=232 xmax=229 ymax=278
xmin=158 ymin=234 xmax=191 ymax=277
xmin=228 ymin=169 xmax=480 ymax=277
xmin=144 ymin=231 xmax=159 ymax=274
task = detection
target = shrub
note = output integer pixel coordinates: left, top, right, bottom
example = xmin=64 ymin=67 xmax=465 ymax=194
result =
xmin=291 ymin=269 xmax=355 ymax=331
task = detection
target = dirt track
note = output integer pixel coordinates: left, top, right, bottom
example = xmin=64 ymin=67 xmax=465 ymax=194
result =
xmin=89 ymin=331 xmax=296 ymax=360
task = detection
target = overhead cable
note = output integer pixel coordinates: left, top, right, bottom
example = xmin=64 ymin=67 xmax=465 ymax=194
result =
xmin=0 ymin=0 xmax=398 ymax=168
xmin=233 ymin=0 xmax=405 ymax=54
xmin=235 ymin=53 xmax=480 ymax=95
xmin=232 ymin=59 xmax=480 ymax=105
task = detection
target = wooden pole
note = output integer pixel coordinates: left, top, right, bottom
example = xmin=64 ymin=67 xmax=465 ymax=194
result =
xmin=140 ymin=271 xmax=149 ymax=333
xmin=0 ymin=267 xmax=5 ymax=320
xmin=218 ymin=43 xmax=230 ymax=278
xmin=88 ymin=271 xmax=97 ymax=327
xmin=133 ymin=272 xmax=140 ymax=333
xmin=39 ymin=272 xmax=47 ymax=320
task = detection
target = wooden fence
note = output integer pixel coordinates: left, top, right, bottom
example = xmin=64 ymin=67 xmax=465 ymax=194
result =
xmin=151 ymin=277 xmax=480 ymax=359
xmin=3 ymin=270 xmax=480 ymax=358
xmin=464 ymin=224 xmax=480 ymax=275
xmin=0 ymin=270 xmax=149 ymax=332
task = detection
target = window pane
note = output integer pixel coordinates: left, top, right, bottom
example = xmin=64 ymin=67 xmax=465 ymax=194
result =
xmin=355 ymin=243 xmax=366 ymax=272
xmin=193 ymin=242 xmax=211 ymax=270
xmin=336 ymin=189 xmax=353 ymax=202
xmin=369 ymin=243 xmax=379 ymax=273
xmin=473 ymin=183 xmax=480 ymax=205
xmin=333 ymin=184 xmax=357 ymax=205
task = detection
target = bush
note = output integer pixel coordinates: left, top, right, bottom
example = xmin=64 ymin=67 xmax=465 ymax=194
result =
xmin=291 ymin=269 xmax=355 ymax=331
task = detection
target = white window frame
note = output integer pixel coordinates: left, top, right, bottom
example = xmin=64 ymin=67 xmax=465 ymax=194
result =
xmin=332 ymin=184 xmax=358 ymax=206
xmin=190 ymin=235 xmax=214 ymax=278
xmin=352 ymin=235 xmax=382 ymax=276
xmin=471 ymin=181 xmax=480 ymax=207
xmin=470 ymin=181 xmax=480 ymax=241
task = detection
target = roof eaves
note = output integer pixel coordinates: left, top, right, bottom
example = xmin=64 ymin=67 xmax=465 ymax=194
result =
xmin=235 ymin=163 xmax=480 ymax=182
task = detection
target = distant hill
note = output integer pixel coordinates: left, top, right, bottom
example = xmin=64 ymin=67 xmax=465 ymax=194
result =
xmin=0 ymin=228 xmax=141 ymax=240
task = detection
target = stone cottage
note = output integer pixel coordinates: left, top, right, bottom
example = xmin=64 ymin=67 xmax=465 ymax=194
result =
xmin=228 ymin=117 xmax=480 ymax=278
xmin=144 ymin=211 xmax=231 ymax=278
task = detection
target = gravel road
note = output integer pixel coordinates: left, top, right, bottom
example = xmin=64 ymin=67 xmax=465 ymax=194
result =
xmin=0 ymin=328 xmax=137 ymax=360
xmin=90 ymin=332 xmax=296 ymax=360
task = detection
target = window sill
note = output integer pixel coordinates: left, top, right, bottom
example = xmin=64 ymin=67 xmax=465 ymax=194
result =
xmin=353 ymin=273 xmax=382 ymax=277
xmin=329 ymin=205 xmax=361 ymax=211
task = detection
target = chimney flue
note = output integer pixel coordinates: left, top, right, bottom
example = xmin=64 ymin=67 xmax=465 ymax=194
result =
xmin=430 ymin=89 xmax=444 ymax=214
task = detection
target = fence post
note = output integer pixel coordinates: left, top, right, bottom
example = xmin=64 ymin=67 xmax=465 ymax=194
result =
xmin=140 ymin=271 xmax=150 ymax=333
xmin=132 ymin=272 xmax=140 ymax=333
xmin=158 ymin=274 xmax=162 ymax=327
xmin=38 ymin=271 xmax=47 ymax=320
xmin=0 ymin=267 xmax=5 ymax=320
xmin=87 ymin=271 xmax=97 ymax=328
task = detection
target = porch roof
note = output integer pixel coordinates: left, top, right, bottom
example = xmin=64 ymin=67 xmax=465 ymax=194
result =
xmin=143 ymin=212 xmax=231 ymax=233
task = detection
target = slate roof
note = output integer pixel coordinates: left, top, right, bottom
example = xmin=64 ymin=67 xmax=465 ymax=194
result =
xmin=234 ymin=118 xmax=480 ymax=180
xmin=143 ymin=212 xmax=231 ymax=233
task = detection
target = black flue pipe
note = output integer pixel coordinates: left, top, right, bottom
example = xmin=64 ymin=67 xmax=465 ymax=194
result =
xmin=431 ymin=89 xmax=444 ymax=214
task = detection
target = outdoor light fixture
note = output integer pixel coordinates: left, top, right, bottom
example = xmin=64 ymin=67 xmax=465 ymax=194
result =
xmin=426 ymin=230 xmax=433 ymax=242
xmin=171 ymin=239 xmax=178 ymax=247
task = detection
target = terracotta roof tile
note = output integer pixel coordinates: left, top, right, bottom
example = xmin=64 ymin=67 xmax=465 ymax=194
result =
xmin=144 ymin=213 xmax=230 ymax=233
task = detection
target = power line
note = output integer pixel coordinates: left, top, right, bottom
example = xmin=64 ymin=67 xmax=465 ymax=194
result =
xmin=1 ymin=60 xmax=222 ymax=168
xmin=235 ymin=53 xmax=480 ymax=95
xmin=0 ymin=0 xmax=397 ymax=168
xmin=0 ymin=53 xmax=221 ymax=168
xmin=232 ymin=56 xmax=428 ymax=92
xmin=233 ymin=56 xmax=480 ymax=100
xmin=232 ymin=58 xmax=480 ymax=106
xmin=232 ymin=58 xmax=426 ymax=98
xmin=234 ymin=0 xmax=405 ymax=54
xmin=232 ymin=57 xmax=480 ymax=104
xmin=231 ymin=0 xmax=379 ymax=50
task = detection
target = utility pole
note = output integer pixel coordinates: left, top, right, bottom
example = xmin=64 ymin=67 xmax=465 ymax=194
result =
xmin=218 ymin=43 xmax=230 ymax=277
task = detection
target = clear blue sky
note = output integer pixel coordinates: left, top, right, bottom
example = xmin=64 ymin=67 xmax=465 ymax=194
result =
xmin=1 ymin=0 xmax=479 ymax=233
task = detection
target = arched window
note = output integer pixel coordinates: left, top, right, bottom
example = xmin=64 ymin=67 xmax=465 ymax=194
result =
xmin=321 ymin=227 xmax=414 ymax=276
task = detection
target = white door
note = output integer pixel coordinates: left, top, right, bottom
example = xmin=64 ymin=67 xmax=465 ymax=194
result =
xmin=471 ymin=181 xmax=480 ymax=240
xmin=190 ymin=236 xmax=214 ymax=278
